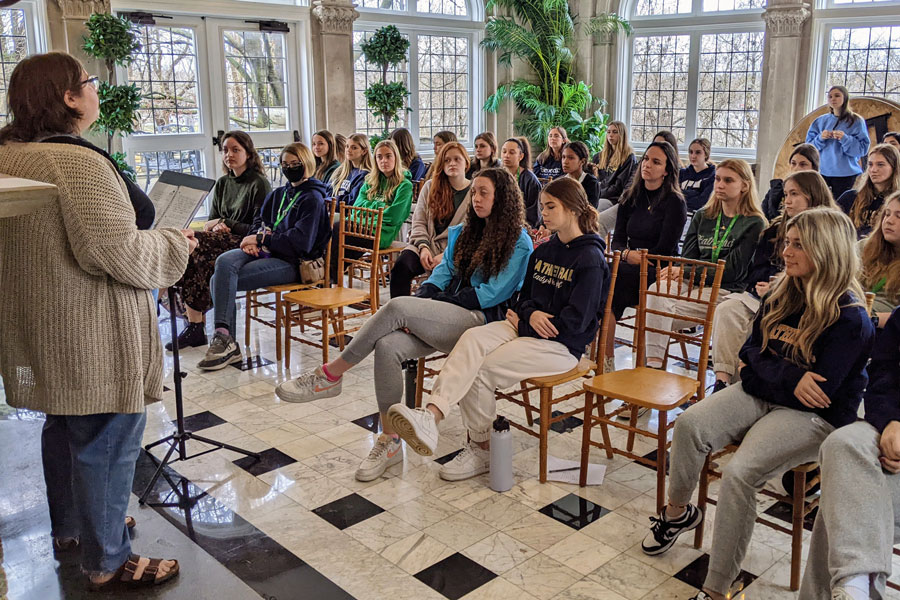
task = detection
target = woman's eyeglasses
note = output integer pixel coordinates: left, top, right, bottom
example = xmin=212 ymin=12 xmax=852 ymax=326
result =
xmin=281 ymin=161 xmax=302 ymax=168
xmin=81 ymin=76 xmax=100 ymax=90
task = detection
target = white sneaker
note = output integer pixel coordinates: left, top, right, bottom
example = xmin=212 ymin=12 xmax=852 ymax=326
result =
xmin=386 ymin=404 xmax=439 ymax=456
xmin=439 ymin=442 xmax=489 ymax=481
xmin=275 ymin=366 xmax=342 ymax=403
xmin=616 ymin=404 xmax=650 ymax=420
xmin=831 ymin=590 xmax=855 ymax=600
xmin=355 ymin=434 xmax=403 ymax=481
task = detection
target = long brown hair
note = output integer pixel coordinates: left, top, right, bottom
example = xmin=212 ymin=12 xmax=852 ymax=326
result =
xmin=542 ymin=177 xmax=599 ymax=234
xmin=473 ymin=131 xmax=499 ymax=169
xmin=596 ymin=120 xmax=633 ymax=171
xmin=828 ymin=85 xmax=861 ymax=127
xmin=621 ymin=141 xmax=683 ymax=209
xmin=428 ymin=141 xmax=470 ymax=225
xmin=0 ymin=52 xmax=85 ymax=144
xmin=701 ymin=158 xmax=765 ymax=221
xmin=390 ymin=127 xmax=419 ymax=168
xmin=312 ymin=129 xmax=338 ymax=180
xmin=220 ymin=130 xmax=265 ymax=176
xmin=850 ymin=143 xmax=900 ymax=231
xmin=537 ymin=126 xmax=569 ymax=164
xmin=767 ymin=170 xmax=836 ymax=270
xmin=860 ymin=192 xmax=900 ymax=304
xmin=454 ymin=168 xmax=526 ymax=281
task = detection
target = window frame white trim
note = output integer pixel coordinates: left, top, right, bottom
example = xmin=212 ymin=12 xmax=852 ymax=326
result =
xmin=620 ymin=0 xmax=766 ymax=159
xmin=355 ymin=0 xmax=483 ymax=23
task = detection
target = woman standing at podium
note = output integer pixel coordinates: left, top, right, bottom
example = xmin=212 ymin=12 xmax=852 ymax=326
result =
xmin=0 ymin=52 xmax=189 ymax=590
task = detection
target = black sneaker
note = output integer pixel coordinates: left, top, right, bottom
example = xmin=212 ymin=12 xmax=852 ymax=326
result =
xmin=197 ymin=332 xmax=241 ymax=371
xmin=165 ymin=323 xmax=208 ymax=351
xmin=689 ymin=592 xmax=714 ymax=600
xmin=641 ymin=504 xmax=703 ymax=555
xmin=712 ymin=380 xmax=728 ymax=394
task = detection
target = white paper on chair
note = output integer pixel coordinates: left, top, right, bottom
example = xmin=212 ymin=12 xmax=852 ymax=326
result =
xmin=546 ymin=455 xmax=606 ymax=485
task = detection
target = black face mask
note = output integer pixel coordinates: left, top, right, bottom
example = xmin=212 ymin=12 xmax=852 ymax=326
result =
xmin=282 ymin=164 xmax=305 ymax=183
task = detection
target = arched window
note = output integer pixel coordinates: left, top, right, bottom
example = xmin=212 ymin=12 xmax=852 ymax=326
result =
xmin=353 ymin=0 xmax=483 ymax=151
xmin=0 ymin=1 xmax=46 ymax=126
xmin=621 ymin=0 xmax=765 ymax=156
xmin=812 ymin=0 xmax=900 ymax=108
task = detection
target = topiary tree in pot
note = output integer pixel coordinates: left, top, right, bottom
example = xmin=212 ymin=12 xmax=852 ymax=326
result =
xmin=360 ymin=25 xmax=411 ymax=141
xmin=82 ymin=13 xmax=142 ymax=179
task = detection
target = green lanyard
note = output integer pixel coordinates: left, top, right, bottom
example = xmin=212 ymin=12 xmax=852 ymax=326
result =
xmin=711 ymin=212 xmax=739 ymax=263
xmin=871 ymin=276 xmax=887 ymax=294
xmin=274 ymin=188 xmax=302 ymax=229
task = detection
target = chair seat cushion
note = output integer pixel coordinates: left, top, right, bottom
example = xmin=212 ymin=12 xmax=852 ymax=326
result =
xmin=525 ymin=357 xmax=594 ymax=387
xmin=584 ymin=367 xmax=698 ymax=410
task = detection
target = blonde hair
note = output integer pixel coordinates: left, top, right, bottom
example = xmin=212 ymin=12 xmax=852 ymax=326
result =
xmin=596 ymin=120 xmax=633 ymax=171
xmin=701 ymin=158 xmax=766 ymax=222
xmin=366 ymin=139 xmax=406 ymax=202
xmin=760 ymin=208 xmax=865 ymax=367
xmin=329 ymin=133 xmax=373 ymax=196
xmin=860 ymin=191 xmax=900 ymax=304
xmin=279 ymin=142 xmax=316 ymax=182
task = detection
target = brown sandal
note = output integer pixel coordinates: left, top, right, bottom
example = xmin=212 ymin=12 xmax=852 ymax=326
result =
xmin=87 ymin=554 xmax=180 ymax=591
xmin=125 ymin=515 xmax=136 ymax=529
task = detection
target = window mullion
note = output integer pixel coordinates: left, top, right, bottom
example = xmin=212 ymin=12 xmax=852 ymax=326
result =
xmin=685 ymin=31 xmax=702 ymax=146
xmin=408 ymin=31 xmax=421 ymax=145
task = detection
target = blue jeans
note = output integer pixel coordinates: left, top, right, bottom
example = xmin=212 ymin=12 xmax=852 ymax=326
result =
xmin=41 ymin=411 xmax=147 ymax=575
xmin=210 ymin=249 xmax=298 ymax=336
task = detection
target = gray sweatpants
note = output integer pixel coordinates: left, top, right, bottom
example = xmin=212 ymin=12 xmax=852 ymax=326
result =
xmin=668 ymin=383 xmax=834 ymax=595
xmin=800 ymin=421 xmax=900 ymax=600
xmin=597 ymin=201 xmax=617 ymax=239
xmin=710 ymin=291 xmax=759 ymax=380
xmin=339 ymin=296 xmax=485 ymax=413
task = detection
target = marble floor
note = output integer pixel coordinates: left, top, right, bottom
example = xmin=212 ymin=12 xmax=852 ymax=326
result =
xmin=2 ymin=302 xmax=900 ymax=600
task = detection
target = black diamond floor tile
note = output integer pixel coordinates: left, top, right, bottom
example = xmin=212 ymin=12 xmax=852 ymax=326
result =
xmin=637 ymin=448 xmax=670 ymax=473
xmin=414 ymin=552 xmax=497 ymax=600
xmin=234 ymin=447 xmax=296 ymax=476
xmin=673 ymin=553 xmax=757 ymax=594
xmin=534 ymin=410 xmax=584 ymax=434
xmin=175 ymin=410 xmax=227 ymax=432
xmin=539 ymin=493 xmax=610 ymax=530
xmin=352 ymin=412 xmax=381 ymax=434
xmin=231 ymin=355 xmax=276 ymax=371
xmin=435 ymin=448 xmax=464 ymax=465
xmin=312 ymin=493 xmax=384 ymax=530
xmin=763 ymin=500 xmax=818 ymax=531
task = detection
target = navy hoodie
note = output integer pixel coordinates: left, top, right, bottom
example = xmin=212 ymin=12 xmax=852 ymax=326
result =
xmin=864 ymin=307 xmax=900 ymax=433
xmin=518 ymin=169 xmax=543 ymax=228
xmin=679 ymin=164 xmax=715 ymax=212
xmin=334 ymin=167 xmax=369 ymax=205
xmin=253 ymin=178 xmax=331 ymax=263
xmin=738 ymin=292 xmax=875 ymax=428
xmin=534 ymin=156 xmax=563 ymax=180
xmin=408 ymin=156 xmax=427 ymax=181
xmin=515 ymin=233 xmax=610 ymax=358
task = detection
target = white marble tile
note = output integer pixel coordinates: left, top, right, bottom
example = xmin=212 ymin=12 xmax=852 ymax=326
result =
xmin=291 ymin=409 xmax=349 ymax=433
xmin=302 ymin=446 xmax=362 ymax=477
xmin=502 ymin=553 xmax=581 ymax=600
xmin=267 ymin=400 xmax=324 ymax=422
xmin=231 ymin=380 xmax=277 ymax=399
xmin=465 ymin=494 xmax=536 ymax=530
xmin=424 ymin=511 xmax=496 ymax=551
xmin=388 ymin=493 xmax=458 ymax=529
xmin=581 ymin=512 xmax=648 ymax=553
xmin=555 ymin=579 xmax=630 ymax=600
xmin=500 ymin=511 xmax=574 ymax=552
xmin=358 ymin=476 xmax=424 ymax=509
xmin=380 ymin=532 xmax=454 ymax=575
xmin=640 ymin=577 xmax=702 ymax=599
xmin=252 ymin=422 xmax=309 ymax=446
xmin=345 ymin=511 xmax=421 ymax=553
xmin=462 ymin=531 xmax=538 ymax=574
xmin=502 ymin=479 xmax=569 ymax=510
xmin=543 ymin=532 xmax=619 ymax=575
xmin=587 ymin=554 xmax=669 ymax=600
xmin=624 ymin=538 xmax=704 ymax=576
xmin=430 ymin=476 xmax=497 ymax=510
xmin=460 ymin=577 xmax=539 ymax=600
xmin=317 ymin=421 xmax=375 ymax=446
xmin=276 ymin=434 xmax=336 ymax=461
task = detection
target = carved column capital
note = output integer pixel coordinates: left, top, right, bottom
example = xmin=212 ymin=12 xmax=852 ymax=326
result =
xmin=763 ymin=3 xmax=811 ymax=38
xmin=312 ymin=0 xmax=360 ymax=35
xmin=53 ymin=0 xmax=110 ymax=19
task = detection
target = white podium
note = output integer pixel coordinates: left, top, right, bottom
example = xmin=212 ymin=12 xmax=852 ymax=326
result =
xmin=0 ymin=174 xmax=57 ymax=218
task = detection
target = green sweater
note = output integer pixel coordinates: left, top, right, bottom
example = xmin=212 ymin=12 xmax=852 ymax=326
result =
xmin=207 ymin=169 xmax=271 ymax=236
xmin=319 ymin=159 xmax=341 ymax=185
xmin=355 ymin=175 xmax=414 ymax=249
xmin=682 ymin=210 xmax=766 ymax=292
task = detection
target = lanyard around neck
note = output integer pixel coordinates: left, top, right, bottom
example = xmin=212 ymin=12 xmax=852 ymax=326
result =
xmin=871 ymin=276 xmax=887 ymax=294
xmin=711 ymin=211 xmax=740 ymax=263
xmin=274 ymin=187 xmax=302 ymax=229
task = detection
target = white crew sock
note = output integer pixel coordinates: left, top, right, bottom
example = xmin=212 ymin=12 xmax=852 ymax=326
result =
xmin=836 ymin=574 xmax=870 ymax=600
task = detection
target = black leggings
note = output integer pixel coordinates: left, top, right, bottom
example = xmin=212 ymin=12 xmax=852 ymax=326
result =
xmin=823 ymin=174 xmax=859 ymax=202
xmin=390 ymin=248 xmax=427 ymax=298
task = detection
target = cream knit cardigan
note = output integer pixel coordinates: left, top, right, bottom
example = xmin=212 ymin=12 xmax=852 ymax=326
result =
xmin=0 ymin=143 xmax=189 ymax=415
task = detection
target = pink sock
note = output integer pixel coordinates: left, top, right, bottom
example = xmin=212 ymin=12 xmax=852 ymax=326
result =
xmin=321 ymin=363 xmax=341 ymax=382
xmin=215 ymin=327 xmax=229 ymax=337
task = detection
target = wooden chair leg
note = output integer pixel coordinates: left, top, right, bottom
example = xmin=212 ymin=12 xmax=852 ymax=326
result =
xmin=790 ymin=469 xmax=806 ymax=591
xmin=321 ymin=309 xmax=329 ymax=363
xmin=415 ymin=358 xmax=425 ymax=408
xmin=655 ymin=409 xmax=669 ymax=514
xmin=579 ymin=392 xmax=594 ymax=487
xmin=626 ymin=407 xmax=639 ymax=452
xmin=244 ymin=291 xmax=252 ymax=347
xmin=694 ymin=454 xmax=710 ymax=547
xmin=538 ymin=387 xmax=551 ymax=483
xmin=598 ymin=398 xmax=614 ymax=460
xmin=284 ymin=304 xmax=292 ymax=369
xmin=274 ymin=292 xmax=283 ymax=363
xmin=521 ymin=381 xmax=534 ymax=427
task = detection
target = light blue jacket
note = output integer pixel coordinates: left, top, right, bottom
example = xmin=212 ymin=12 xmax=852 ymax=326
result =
xmin=805 ymin=112 xmax=870 ymax=177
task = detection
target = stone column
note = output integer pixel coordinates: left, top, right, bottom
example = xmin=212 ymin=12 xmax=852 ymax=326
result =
xmin=756 ymin=0 xmax=811 ymax=184
xmin=311 ymin=0 xmax=359 ymax=135
xmin=47 ymin=0 xmax=109 ymax=64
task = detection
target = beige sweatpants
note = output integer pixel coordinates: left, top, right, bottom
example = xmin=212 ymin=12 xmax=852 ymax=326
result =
xmin=428 ymin=319 xmax=578 ymax=442
xmin=711 ymin=291 xmax=760 ymax=380
xmin=644 ymin=282 xmax=730 ymax=361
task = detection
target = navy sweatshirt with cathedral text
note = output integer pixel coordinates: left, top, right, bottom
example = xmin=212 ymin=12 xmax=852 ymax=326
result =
xmin=863 ymin=306 xmax=900 ymax=434
xmin=515 ymin=233 xmax=610 ymax=358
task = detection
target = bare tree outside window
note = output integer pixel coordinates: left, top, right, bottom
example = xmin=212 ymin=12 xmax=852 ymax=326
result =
xmin=416 ymin=0 xmax=467 ymax=16
xmin=223 ymin=30 xmax=289 ymax=131
xmin=418 ymin=34 xmax=468 ymax=141
xmin=630 ymin=34 xmax=690 ymax=143
xmin=827 ymin=26 xmax=900 ymax=103
xmin=0 ymin=8 xmax=27 ymax=126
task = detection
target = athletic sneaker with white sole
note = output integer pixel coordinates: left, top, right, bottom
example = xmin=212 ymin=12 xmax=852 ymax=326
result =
xmin=439 ymin=442 xmax=489 ymax=481
xmin=386 ymin=404 xmax=439 ymax=456
xmin=355 ymin=434 xmax=403 ymax=481
xmin=689 ymin=592 xmax=714 ymax=600
xmin=276 ymin=366 xmax=342 ymax=403
xmin=831 ymin=590 xmax=856 ymax=600
xmin=197 ymin=332 xmax=242 ymax=371
xmin=641 ymin=503 xmax=703 ymax=555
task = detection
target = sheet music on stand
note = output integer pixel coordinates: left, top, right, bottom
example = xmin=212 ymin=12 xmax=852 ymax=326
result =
xmin=148 ymin=170 xmax=216 ymax=230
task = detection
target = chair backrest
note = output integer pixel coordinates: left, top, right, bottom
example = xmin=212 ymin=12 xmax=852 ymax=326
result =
xmin=636 ymin=250 xmax=726 ymax=389
xmin=337 ymin=204 xmax=384 ymax=301
xmin=321 ymin=198 xmax=337 ymax=287
xmin=865 ymin=291 xmax=876 ymax=315
xmin=589 ymin=250 xmax=621 ymax=369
